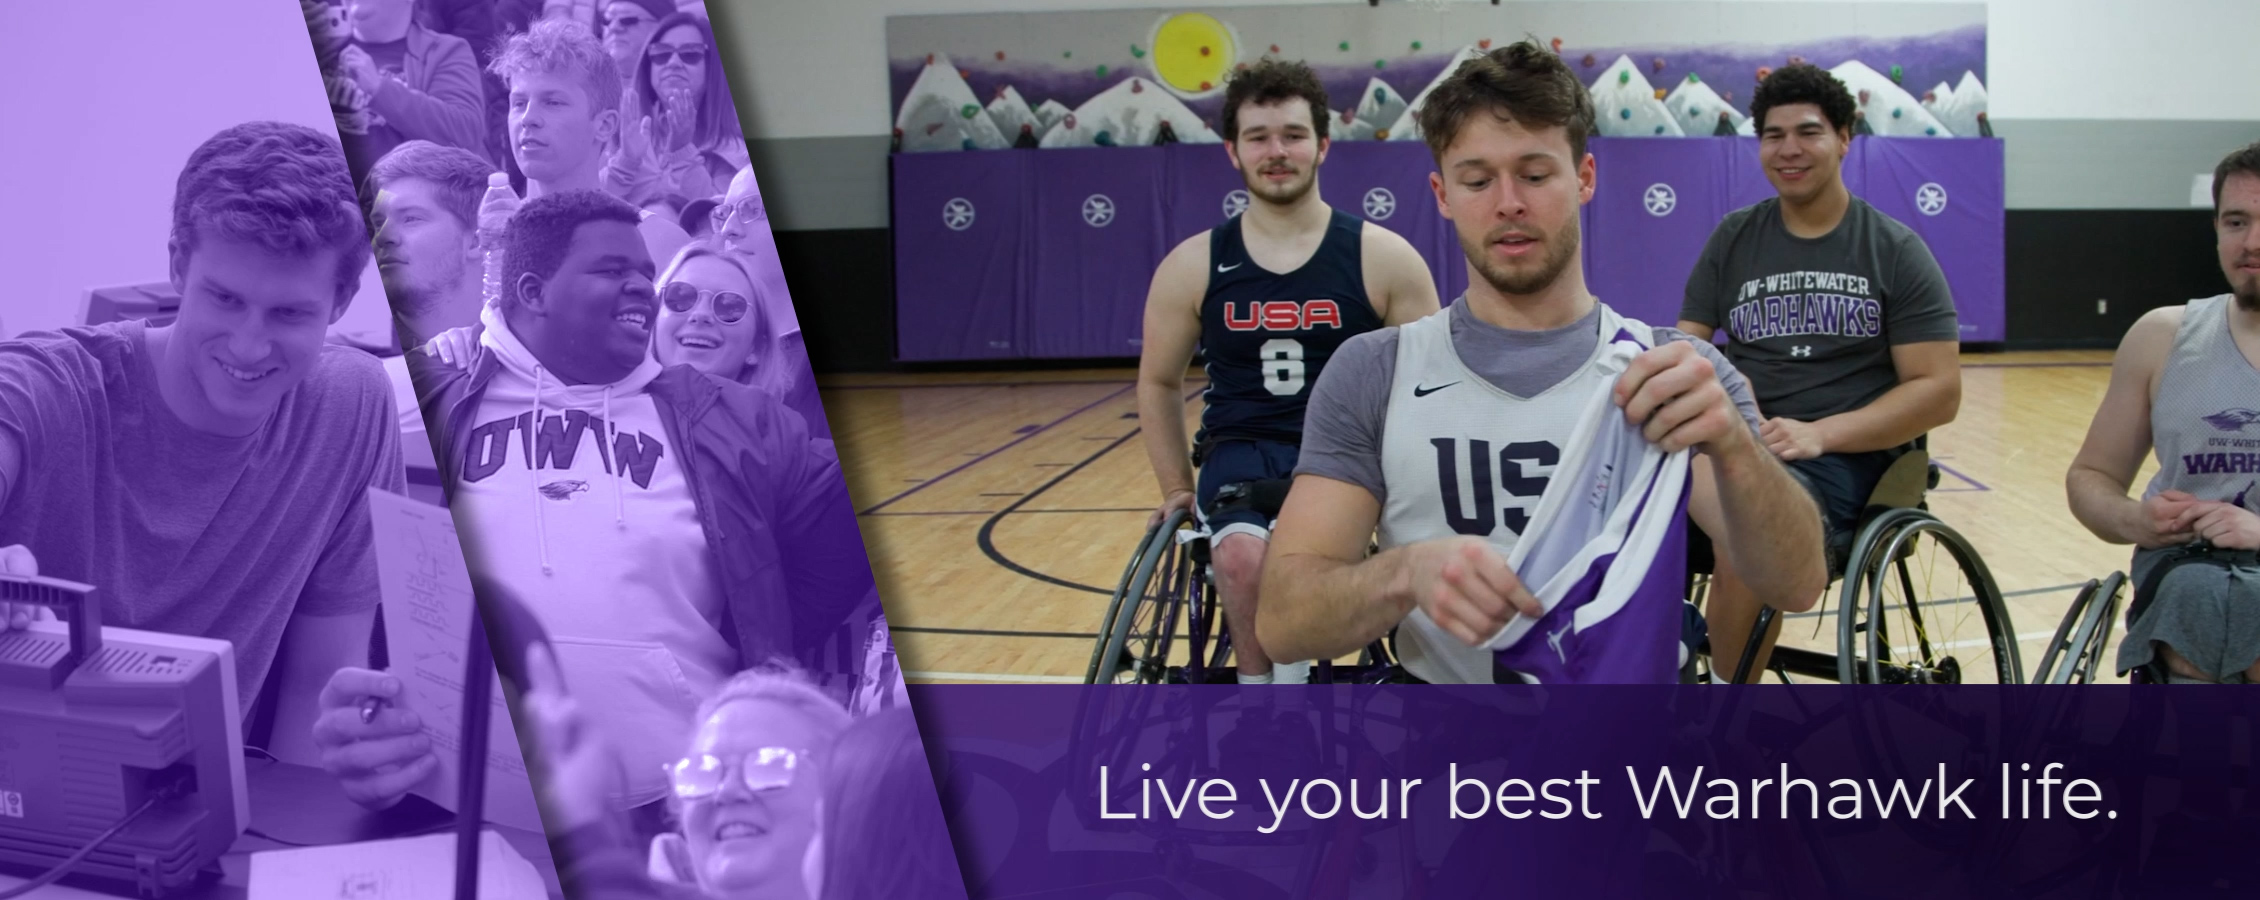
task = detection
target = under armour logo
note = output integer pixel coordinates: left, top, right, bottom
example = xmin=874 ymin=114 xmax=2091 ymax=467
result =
xmin=1790 ymin=346 xmax=1813 ymax=358
xmin=1548 ymin=624 xmax=1571 ymax=663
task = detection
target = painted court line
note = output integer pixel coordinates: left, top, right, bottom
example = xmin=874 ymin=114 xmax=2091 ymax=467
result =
xmin=858 ymin=383 xmax=1135 ymax=514
xmin=1961 ymin=361 xmax=2111 ymax=370
xmin=906 ymin=671 xmax=1083 ymax=683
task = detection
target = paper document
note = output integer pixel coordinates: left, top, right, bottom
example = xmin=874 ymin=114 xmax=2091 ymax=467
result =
xmin=249 ymin=830 xmax=546 ymax=900
xmin=367 ymin=488 xmax=546 ymax=834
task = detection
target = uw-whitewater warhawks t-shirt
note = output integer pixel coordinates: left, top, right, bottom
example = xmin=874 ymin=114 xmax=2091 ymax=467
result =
xmin=1679 ymin=197 xmax=1959 ymax=423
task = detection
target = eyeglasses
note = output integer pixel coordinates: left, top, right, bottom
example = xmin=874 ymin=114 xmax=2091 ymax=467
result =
xmin=646 ymin=44 xmax=708 ymax=66
xmin=668 ymin=747 xmax=806 ymax=800
xmin=710 ymin=201 xmax=766 ymax=232
xmin=660 ymin=281 xmax=752 ymax=324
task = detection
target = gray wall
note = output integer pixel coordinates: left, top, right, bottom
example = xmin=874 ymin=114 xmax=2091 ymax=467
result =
xmin=1994 ymin=120 xmax=2258 ymax=210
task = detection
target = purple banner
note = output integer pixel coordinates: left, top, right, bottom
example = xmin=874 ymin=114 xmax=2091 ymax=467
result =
xmin=1164 ymin=143 xmax=1250 ymax=246
xmin=892 ymin=138 xmax=2006 ymax=360
xmin=1027 ymin=147 xmax=1169 ymax=358
xmin=913 ymin=685 xmax=2258 ymax=898
xmin=894 ymin=151 xmax=1029 ymax=361
xmin=1858 ymin=137 xmax=2007 ymax=342
xmin=1318 ymin=143 xmax=1471 ymax=305
xmin=1582 ymin=137 xmax=1737 ymax=326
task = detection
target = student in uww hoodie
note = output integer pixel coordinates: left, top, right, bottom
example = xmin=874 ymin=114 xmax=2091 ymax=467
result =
xmin=405 ymin=189 xmax=874 ymax=838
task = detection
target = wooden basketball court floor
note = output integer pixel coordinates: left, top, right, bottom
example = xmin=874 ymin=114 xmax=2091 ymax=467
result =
xmin=821 ymin=350 xmax=2150 ymax=685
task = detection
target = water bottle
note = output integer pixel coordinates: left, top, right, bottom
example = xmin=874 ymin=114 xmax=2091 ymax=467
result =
xmin=478 ymin=171 xmax=517 ymax=307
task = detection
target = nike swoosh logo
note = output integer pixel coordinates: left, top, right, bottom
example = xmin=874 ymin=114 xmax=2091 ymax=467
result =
xmin=1216 ymin=262 xmax=1242 ymax=272
xmin=1412 ymin=382 xmax=1459 ymax=397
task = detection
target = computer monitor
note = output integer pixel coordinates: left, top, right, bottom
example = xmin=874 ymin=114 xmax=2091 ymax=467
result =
xmin=0 ymin=574 xmax=248 ymax=896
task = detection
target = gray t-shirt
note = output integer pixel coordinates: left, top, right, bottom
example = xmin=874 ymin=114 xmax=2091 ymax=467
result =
xmin=1679 ymin=197 xmax=1958 ymax=423
xmin=0 ymin=320 xmax=404 ymax=708
xmin=1297 ymin=299 xmax=1763 ymax=500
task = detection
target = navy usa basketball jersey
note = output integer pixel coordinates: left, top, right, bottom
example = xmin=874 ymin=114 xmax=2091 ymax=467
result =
xmin=1197 ymin=209 xmax=1385 ymax=446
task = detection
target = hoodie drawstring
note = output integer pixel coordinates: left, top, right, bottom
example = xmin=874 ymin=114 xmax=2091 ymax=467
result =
xmin=533 ymin=364 xmax=553 ymax=575
xmin=606 ymin=384 xmax=624 ymax=529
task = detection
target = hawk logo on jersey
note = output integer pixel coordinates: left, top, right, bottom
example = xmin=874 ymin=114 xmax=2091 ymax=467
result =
xmin=1224 ymin=299 xmax=1344 ymax=332
xmin=2202 ymin=408 xmax=2260 ymax=432
xmin=1432 ymin=438 xmax=1559 ymax=536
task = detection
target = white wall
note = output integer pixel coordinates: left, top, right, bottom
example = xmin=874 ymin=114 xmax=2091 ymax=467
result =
xmin=0 ymin=1 xmax=393 ymax=341
xmin=715 ymin=0 xmax=2260 ymax=141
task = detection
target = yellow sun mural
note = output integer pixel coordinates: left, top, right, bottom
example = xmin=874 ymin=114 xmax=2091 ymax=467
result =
xmin=1148 ymin=12 xmax=1236 ymax=97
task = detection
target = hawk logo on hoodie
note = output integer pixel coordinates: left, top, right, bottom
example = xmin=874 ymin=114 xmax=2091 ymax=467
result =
xmin=539 ymin=480 xmax=591 ymax=500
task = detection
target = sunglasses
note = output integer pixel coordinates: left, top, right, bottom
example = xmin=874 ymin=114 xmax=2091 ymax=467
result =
xmin=602 ymin=14 xmax=645 ymax=32
xmin=660 ymin=281 xmax=752 ymax=324
xmin=668 ymin=747 xmax=805 ymax=800
xmin=646 ymin=43 xmax=708 ymax=66
xmin=709 ymin=201 xmax=766 ymax=232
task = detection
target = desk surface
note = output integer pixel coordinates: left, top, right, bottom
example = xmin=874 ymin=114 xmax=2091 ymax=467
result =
xmin=0 ymin=758 xmax=562 ymax=899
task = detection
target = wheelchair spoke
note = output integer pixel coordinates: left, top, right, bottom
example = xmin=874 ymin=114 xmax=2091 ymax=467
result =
xmin=1855 ymin=518 xmax=2020 ymax=684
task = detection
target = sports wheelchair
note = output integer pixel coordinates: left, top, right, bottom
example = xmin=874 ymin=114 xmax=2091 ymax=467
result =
xmin=1086 ymin=479 xmax=1399 ymax=684
xmin=2035 ymin=542 xmax=2260 ymax=684
xmin=1690 ymin=444 xmax=2026 ymax=684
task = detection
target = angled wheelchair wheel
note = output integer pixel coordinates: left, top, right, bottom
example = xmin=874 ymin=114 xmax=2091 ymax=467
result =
xmin=1087 ymin=509 xmax=1192 ymax=684
xmin=2034 ymin=572 xmax=2125 ymax=684
xmin=1086 ymin=515 xmax=1167 ymax=683
xmin=1836 ymin=509 xmax=2023 ymax=684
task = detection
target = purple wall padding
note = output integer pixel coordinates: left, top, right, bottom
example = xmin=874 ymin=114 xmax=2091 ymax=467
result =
xmin=1025 ymin=148 xmax=1169 ymax=358
xmin=892 ymin=151 xmax=1028 ymax=361
xmin=893 ymin=138 xmax=2004 ymax=361
xmin=1857 ymin=138 xmax=2006 ymax=342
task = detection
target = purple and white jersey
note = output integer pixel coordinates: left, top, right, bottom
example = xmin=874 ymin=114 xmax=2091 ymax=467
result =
xmin=1378 ymin=303 xmax=1690 ymax=684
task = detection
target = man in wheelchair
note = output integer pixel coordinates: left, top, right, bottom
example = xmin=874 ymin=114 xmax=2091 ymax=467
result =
xmin=1675 ymin=65 xmax=1965 ymax=680
xmin=1257 ymin=43 xmax=1826 ymax=685
xmin=2068 ymin=141 xmax=2260 ymax=684
xmin=1136 ymin=59 xmax=1440 ymax=684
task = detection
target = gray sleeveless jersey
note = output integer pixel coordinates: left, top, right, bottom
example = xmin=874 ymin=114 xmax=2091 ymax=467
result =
xmin=2136 ymin=294 xmax=2260 ymax=572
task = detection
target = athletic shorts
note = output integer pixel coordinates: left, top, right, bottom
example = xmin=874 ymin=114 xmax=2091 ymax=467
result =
xmin=1685 ymin=447 xmax=1905 ymax=577
xmin=2117 ymin=547 xmax=2260 ymax=681
xmin=1782 ymin=449 xmax=1904 ymax=541
xmin=1195 ymin=439 xmax=1300 ymax=544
